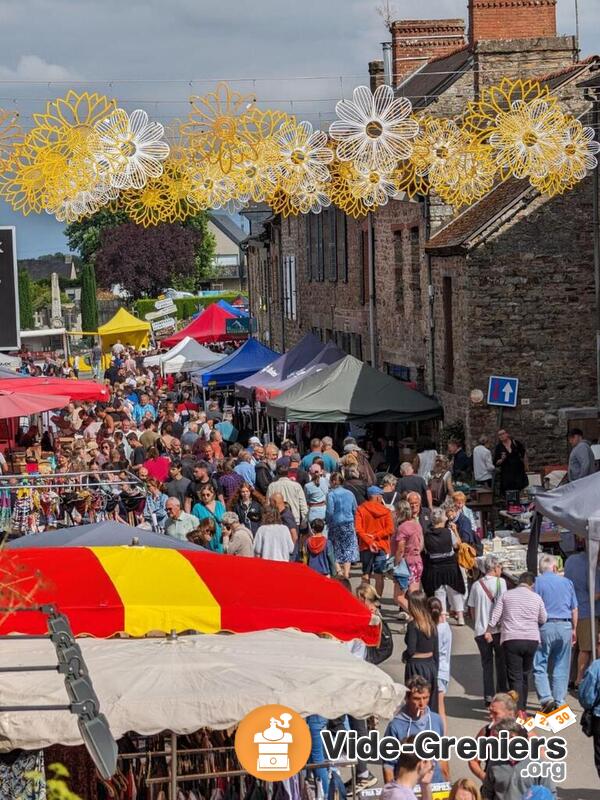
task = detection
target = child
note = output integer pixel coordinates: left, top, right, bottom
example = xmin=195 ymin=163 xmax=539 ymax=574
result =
xmin=306 ymin=518 xmax=337 ymax=577
xmin=428 ymin=596 xmax=452 ymax=732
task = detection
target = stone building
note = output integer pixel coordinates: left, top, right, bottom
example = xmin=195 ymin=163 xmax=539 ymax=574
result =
xmin=244 ymin=0 xmax=598 ymax=466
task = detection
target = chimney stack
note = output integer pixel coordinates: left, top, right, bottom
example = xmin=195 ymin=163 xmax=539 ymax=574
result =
xmin=390 ymin=19 xmax=466 ymax=85
xmin=368 ymin=60 xmax=385 ymax=92
xmin=469 ymin=0 xmax=557 ymax=45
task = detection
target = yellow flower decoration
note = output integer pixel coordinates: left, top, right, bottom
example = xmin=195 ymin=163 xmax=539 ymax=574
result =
xmin=182 ymin=81 xmax=256 ymax=173
xmin=489 ymin=100 xmax=565 ymax=180
xmin=274 ymin=119 xmax=332 ymax=191
xmin=242 ymin=107 xmax=294 ymax=143
xmin=463 ymin=78 xmax=556 ymax=144
xmin=391 ymin=160 xmax=428 ymax=200
xmin=229 ymin=140 xmax=280 ymax=202
xmin=348 ymin=162 xmax=397 ymax=207
xmin=266 ymin=187 xmax=299 ymax=218
xmin=328 ymin=157 xmax=375 ymax=218
xmin=435 ymin=143 xmax=497 ymax=208
xmin=553 ymin=117 xmax=600 ymax=181
xmin=410 ymin=117 xmax=470 ymax=185
xmin=120 ymin=176 xmax=177 ymax=227
xmin=0 ymin=109 xmax=23 ymax=164
xmin=529 ymin=170 xmax=578 ymax=198
xmin=30 ymin=89 xmax=116 ymax=163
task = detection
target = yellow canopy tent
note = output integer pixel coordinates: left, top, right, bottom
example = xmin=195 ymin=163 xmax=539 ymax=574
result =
xmin=97 ymin=307 xmax=151 ymax=352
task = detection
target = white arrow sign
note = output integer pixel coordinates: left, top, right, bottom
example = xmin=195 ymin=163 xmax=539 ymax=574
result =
xmin=151 ymin=316 xmax=176 ymax=332
xmin=502 ymin=382 xmax=513 ymax=403
xmin=155 ymin=297 xmax=176 ymax=310
xmin=145 ymin=304 xmax=177 ymax=321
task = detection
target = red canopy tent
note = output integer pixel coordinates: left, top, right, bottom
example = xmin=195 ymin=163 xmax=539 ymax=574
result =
xmin=0 ymin=377 xmax=109 ymax=402
xmin=161 ymin=303 xmax=236 ymax=347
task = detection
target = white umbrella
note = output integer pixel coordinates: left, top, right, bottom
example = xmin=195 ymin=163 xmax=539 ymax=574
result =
xmin=0 ymin=628 xmax=404 ymax=749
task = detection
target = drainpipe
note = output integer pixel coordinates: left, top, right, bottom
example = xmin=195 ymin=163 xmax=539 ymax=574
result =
xmin=367 ymin=211 xmax=377 ymax=366
xmin=424 ymin=195 xmax=436 ymax=395
xmin=382 ymin=42 xmax=393 ymax=87
xmin=585 ymin=89 xmax=600 ymax=424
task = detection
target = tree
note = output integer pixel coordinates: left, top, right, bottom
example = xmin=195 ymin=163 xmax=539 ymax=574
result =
xmin=65 ymin=208 xmax=216 ymax=292
xmin=80 ymin=262 xmax=98 ymax=332
xmin=18 ymin=269 xmax=34 ymax=329
xmin=94 ymin=223 xmax=200 ymax=299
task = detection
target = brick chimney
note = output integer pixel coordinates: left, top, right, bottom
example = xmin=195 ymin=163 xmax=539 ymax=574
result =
xmin=469 ymin=0 xmax=557 ymax=45
xmin=368 ymin=60 xmax=385 ymax=92
xmin=390 ymin=19 xmax=466 ymax=85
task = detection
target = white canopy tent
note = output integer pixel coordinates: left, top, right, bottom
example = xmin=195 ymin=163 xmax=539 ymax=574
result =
xmin=0 ymin=629 xmax=405 ymax=750
xmin=142 ymin=337 xmax=223 ymax=373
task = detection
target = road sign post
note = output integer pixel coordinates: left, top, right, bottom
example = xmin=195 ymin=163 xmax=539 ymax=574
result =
xmin=487 ymin=376 xmax=519 ymax=408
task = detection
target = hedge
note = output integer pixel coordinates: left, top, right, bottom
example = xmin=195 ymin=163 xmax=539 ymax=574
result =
xmin=134 ymin=292 xmax=245 ymax=322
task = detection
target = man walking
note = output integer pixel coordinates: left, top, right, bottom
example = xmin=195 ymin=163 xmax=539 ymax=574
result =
xmin=266 ymin=460 xmax=308 ymax=527
xmin=473 ymin=435 xmax=495 ymax=487
xmin=533 ymin=554 xmax=578 ymax=713
xmin=355 ymin=486 xmax=394 ymax=595
xmin=467 ymin=554 xmax=508 ymax=706
xmin=487 ymin=571 xmax=547 ymax=711
xmin=568 ymin=428 xmax=596 ymax=482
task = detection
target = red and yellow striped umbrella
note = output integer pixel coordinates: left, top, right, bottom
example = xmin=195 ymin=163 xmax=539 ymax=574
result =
xmin=0 ymin=547 xmax=380 ymax=644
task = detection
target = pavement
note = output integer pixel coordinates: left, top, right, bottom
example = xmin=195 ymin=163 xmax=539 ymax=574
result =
xmin=368 ymin=576 xmax=598 ymax=799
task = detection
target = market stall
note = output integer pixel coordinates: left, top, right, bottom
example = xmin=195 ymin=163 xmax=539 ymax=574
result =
xmin=0 ymin=375 xmax=110 ymax=402
xmin=267 ymin=354 xmax=442 ymax=423
xmin=97 ymin=307 xmax=151 ymax=352
xmin=143 ymin=335 xmax=224 ymax=373
xmin=192 ymin=338 xmax=279 ymax=390
xmin=217 ymin=299 xmax=249 ymax=317
xmin=0 ymin=546 xmax=381 ymax=642
xmin=235 ymin=332 xmax=324 ymax=399
xmin=161 ymin=303 xmax=236 ymax=347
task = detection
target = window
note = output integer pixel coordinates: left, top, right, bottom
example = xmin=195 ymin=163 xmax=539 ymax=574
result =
xmin=282 ymin=255 xmax=297 ymax=320
xmin=336 ymin=210 xmax=347 ymax=281
xmin=394 ymin=230 xmax=404 ymax=306
xmin=442 ymin=276 xmax=454 ymax=389
xmin=410 ymin=226 xmax=421 ymax=313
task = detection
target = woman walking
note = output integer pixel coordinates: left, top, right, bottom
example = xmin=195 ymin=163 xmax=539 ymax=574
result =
xmin=326 ymin=472 xmax=359 ymax=578
xmin=229 ymin=482 xmax=265 ymax=535
xmin=403 ymin=590 xmax=439 ymax=712
xmin=191 ymin=484 xmax=226 ymax=552
xmin=422 ymin=508 xmax=466 ymax=625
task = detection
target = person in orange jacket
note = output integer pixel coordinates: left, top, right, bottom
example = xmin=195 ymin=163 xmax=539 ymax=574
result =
xmin=355 ymin=485 xmax=394 ymax=595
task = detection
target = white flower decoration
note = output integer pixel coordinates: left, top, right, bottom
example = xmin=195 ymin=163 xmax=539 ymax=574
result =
xmin=291 ymin=180 xmax=332 ymax=214
xmin=329 ymin=84 xmax=419 ymax=170
xmin=349 ymin=163 xmax=397 ymax=207
xmin=95 ymin=108 xmax=170 ymax=189
xmin=275 ymin=120 xmax=332 ymax=189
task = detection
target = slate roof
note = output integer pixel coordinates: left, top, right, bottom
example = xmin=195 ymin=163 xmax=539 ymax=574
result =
xmin=396 ymin=46 xmax=472 ymax=109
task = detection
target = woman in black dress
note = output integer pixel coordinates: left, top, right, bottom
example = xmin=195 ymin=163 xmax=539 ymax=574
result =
xmin=422 ymin=507 xmax=466 ymax=623
xmin=493 ymin=429 xmax=528 ymax=496
xmin=404 ymin=590 xmax=439 ymax=711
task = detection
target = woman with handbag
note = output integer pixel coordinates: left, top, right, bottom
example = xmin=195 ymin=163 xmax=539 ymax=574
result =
xmin=393 ymin=499 xmax=424 ymax=613
xmin=403 ymin=591 xmax=439 ymax=712
xmin=422 ymin=507 xmax=466 ymax=625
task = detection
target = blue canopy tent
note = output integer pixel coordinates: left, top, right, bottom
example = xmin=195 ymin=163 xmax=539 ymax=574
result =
xmin=191 ymin=338 xmax=279 ymax=389
xmin=217 ymin=299 xmax=249 ymax=318
xmin=235 ymin=332 xmax=324 ymax=399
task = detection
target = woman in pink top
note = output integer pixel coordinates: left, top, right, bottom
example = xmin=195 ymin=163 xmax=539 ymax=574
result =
xmin=393 ymin=500 xmax=424 ymax=609
xmin=142 ymin=447 xmax=172 ymax=483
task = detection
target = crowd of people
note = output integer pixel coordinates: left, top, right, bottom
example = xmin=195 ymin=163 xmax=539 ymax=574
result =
xmin=5 ymin=342 xmax=600 ymax=798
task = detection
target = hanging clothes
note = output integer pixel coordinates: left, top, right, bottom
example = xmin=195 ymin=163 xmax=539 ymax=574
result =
xmin=0 ymin=749 xmax=46 ymax=800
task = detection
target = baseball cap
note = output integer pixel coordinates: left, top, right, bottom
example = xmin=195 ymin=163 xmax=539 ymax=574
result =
xmin=367 ymin=485 xmax=384 ymax=496
xmin=249 ymin=436 xmax=261 ymax=446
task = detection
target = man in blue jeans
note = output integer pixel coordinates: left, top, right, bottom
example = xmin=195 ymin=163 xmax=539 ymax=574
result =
xmin=533 ymin=554 xmax=578 ymax=714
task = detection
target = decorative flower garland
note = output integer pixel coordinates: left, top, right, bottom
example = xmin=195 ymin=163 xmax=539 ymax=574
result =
xmin=0 ymin=78 xmax=597 ymax=226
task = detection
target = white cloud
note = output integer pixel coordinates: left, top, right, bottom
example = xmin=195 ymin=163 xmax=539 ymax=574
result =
xmin=0 ymin=54 xmax=81 ymax=82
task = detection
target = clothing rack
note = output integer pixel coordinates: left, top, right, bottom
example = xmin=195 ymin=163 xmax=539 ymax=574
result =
xmin=116 ymin=738 xmax=357 ymax=800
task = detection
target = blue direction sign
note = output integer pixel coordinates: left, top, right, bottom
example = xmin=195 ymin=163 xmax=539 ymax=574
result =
xmin=487 ymin=375 xmax=519 ymax=408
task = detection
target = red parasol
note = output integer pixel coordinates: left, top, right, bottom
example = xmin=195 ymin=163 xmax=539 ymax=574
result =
xmin=0 ymin=377 xmax=109 ymax=402
xmin=0 ymin=390 xmax=68 ymax=418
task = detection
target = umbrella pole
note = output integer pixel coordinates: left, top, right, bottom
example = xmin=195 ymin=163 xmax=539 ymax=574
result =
xmin=170 ymin=731 xmax=178 ymax=800
xmin=283 ymin=421 xmax=288 ymax=443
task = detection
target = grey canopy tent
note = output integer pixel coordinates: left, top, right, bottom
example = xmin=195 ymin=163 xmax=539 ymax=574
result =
xmin=266 ymin=354 xmax=442 ymax=423
xmin=5 ymin=521 xmax=206 ymax=550
xmin=533 ymin=472 xmax=600 ymax=654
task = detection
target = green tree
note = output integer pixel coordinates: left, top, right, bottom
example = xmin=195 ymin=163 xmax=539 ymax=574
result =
xmin=80 ymin=262 xmax=99 ymax=333
xmin=65 ymin=208 xmax=129 ymax=265
xmin=18 ymin=269 xmax=34 ymax=329
xmin=185 ymin=213 xmax=217 ymax=288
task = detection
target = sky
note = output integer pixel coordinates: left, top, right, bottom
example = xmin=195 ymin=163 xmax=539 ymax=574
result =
xmin=0 ymin=0 xmax=598 ymax=258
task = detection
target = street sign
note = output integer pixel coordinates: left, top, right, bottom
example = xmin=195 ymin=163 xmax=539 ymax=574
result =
xmin=487 ymin=375 xmax=519 ymax=408
xmin=151 ymin=316 xmax=176 ymax=332
xmin=155 ymin=297 xmax=175 ymax=310
xmin=0 ymin=227 xmax=19 ymax=350
xmin=225 ymin=317 xmax=251 ymax=336
xmin=145 ymin=303 xmax=177 ymax=321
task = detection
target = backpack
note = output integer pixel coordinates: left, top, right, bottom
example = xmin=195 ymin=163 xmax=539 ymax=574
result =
xmin=365 ymin=618 xmax=394 ymax=665
xmin=429 ymin=473 xmax=447 ymax=506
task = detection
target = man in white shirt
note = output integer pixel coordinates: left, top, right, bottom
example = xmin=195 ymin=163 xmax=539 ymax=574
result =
xmin=473 ymin=435 xmax=495 ymax=487
xmin=266 ymin=461 xmax=308 ymax=526
xmin=467 ymin=554 xmax=508 ymax=705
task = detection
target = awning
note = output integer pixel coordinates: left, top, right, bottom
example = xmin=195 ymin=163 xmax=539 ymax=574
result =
xmin=267 ymin=354 xmax=442 ymax=423
xmin=193 ymin=338 xmax=279 ymax=389
xmin=151 ymin=336 xmax=223 ymax=374
xmin=97 ymin=308 xmax=150 ymax=351
xmin=0 ymin=629 xmax=405 ymax=749
xmin=0 ymin=547 xmax=380 ymax=643
xmin=0 ymin=376 xmax=109 ymax=402
xmin=255 ymin=340 xmax=345 ymax=403
xmin=235 ymin=332 xmax=325 ymax=399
